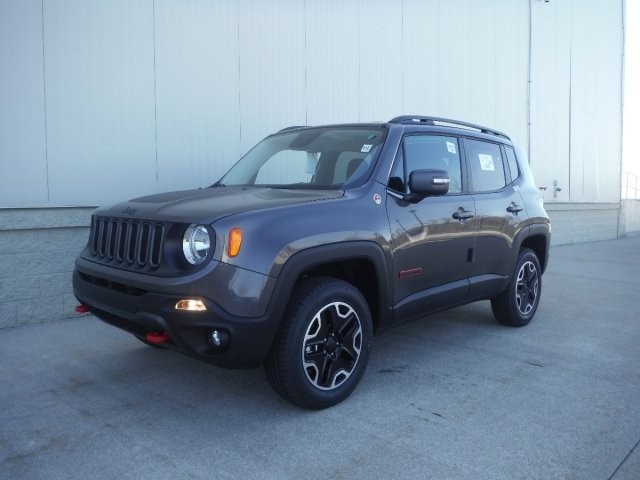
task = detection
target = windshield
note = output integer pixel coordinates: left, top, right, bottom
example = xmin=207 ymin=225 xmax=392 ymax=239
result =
xmin=218 ymin=126 xmax=387 ymax=189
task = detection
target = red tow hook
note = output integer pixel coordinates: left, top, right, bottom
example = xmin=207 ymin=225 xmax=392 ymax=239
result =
xmin=75 ymin=304 xmax=90 ymax=314
xmin=146 ymin=331 xmax=170 ymax=344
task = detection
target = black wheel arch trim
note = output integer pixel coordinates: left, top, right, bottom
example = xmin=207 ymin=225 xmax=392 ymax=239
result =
xmin=518 ymin=223 xmax=551 ymax=274
xmin=265 ymin=241 xmax=393 ymax=333
xmin=487 ymin=224 xmax=550 ymax=296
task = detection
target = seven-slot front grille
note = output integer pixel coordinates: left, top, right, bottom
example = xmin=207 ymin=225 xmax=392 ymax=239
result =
xmin=90 ymin=217 xmax=165 ymax=270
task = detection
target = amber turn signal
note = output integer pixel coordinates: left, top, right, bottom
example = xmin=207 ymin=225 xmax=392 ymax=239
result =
xmin=228 ymin=228 xmax=243 ymax=257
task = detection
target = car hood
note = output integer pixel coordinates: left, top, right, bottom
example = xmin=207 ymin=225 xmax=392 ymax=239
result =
xmin=94 ymin=186 xmax=344 ymax=224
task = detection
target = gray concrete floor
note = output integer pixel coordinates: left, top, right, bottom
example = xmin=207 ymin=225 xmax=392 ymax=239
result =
xmin=1 ymin=237 xmax=639 ymax=479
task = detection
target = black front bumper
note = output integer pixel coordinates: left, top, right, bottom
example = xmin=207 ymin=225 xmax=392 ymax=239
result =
xmin=73 ymin=270 xmax=280 ymax=368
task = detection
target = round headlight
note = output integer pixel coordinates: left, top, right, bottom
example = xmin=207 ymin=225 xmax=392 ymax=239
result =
xmin=182 ymin=224 xmax=211 ymax=265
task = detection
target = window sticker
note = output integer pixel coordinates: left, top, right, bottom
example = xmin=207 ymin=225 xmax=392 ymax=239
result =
xmin=361 ymin=144 xmax=373 ymax=153
xmin=446 ymin=141 xmax=457 ymax=154
xmin=478 ymin=153 xmax=495 ymax=171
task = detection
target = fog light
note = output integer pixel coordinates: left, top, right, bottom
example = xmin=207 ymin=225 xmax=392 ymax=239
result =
xmin=175 ymin=299 xmax=207 ymax=311
xmin=209 ymin=329 xmax=230 ymax=351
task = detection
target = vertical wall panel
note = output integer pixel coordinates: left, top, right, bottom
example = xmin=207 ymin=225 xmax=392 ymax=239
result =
xmin=358 ymin=0 xmax=403 ymax=122
xmin=0 ymin=0 xmax=48 ymax=206
xmin=462 ymin=0 xmax=499 ymax=125
xmin=403 ymin=0 xmax=528 ymax=142
xmin=43 ymin=0 xmax=157 ymax=205
xmin=599 ymin=0 xmax=624 ymax=203
xmin=238 ymin=0 xmax=306 ymax=153
xmin=569 ymin=2 xmax=600 ymax=202
xmin=623 ymin=0 xmax=640 ymax=181
xmin=154 ymin=0 xmax=241 ymax=190
xmin=532 ymin=0 xmax=622 ymax=203
xmin=530 ymin=0 xmax=572 ymax=202
xmin=305 ymin=0 xmax=359 ymax=125
xmin=568 ymin=0 xmax=622 ymax=203
xmin=402 ymin=0 xmax=442 ymax=116
xmin=490 ymin=0 xmax=529 ymax=147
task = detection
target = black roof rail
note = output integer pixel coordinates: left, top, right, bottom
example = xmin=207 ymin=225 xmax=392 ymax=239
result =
xmin=278 ymin=125 xmax=307 ymax=133
xmin=388 ymin=115 xmax=510 ymax=140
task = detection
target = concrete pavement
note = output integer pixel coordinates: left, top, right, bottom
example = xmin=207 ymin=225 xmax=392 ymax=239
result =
xmin=1 ymin=237 xmax=639 ymax=479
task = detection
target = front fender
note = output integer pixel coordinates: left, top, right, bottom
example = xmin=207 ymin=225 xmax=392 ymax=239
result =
xmin=262 ymin=241 xmax=394 ymax=331
xmin=211 ymin=185 xmax=391 ymax=276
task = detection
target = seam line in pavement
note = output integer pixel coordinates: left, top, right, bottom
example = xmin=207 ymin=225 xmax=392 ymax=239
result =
xmin=608 ymin=437 xmax=640 ymax=480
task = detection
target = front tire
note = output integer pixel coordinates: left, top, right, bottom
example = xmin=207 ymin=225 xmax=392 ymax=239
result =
xmin=264 ymin=277 xmax=372 ymax=409
xmin=491 ymin=248 xmax=542 ymax=327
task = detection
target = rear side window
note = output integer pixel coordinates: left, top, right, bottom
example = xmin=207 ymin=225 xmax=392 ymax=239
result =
xmin=464 ymin=139 xmax=506 ymax=192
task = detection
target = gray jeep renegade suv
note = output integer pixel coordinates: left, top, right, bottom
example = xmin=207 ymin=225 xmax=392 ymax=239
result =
xmin=74 ymin=115 xmax=550 ymax=409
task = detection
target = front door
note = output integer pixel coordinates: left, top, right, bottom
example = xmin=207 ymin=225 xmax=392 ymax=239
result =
xmin=385 ymin=134 xmax=478 ymax=321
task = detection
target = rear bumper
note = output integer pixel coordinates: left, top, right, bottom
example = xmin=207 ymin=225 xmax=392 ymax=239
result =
xmin=73 ymin=265 xmax=280 ymax=369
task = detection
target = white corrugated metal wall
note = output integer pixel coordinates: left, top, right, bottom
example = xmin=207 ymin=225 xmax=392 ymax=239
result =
xmin=0 ymin=0 xmax=48 ymax=205
xmin=0 ymin=0 xmax=623 ymax=207
xmin=530 ymin=0 xmax=623 ymax=203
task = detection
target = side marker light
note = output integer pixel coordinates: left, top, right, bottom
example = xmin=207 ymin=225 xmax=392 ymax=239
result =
xmin=228 ymin=228 xmax=243 ymax=257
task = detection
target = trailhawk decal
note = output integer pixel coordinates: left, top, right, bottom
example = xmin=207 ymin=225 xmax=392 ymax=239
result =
xmin=399 ymin=268 xmax=423 ymax=280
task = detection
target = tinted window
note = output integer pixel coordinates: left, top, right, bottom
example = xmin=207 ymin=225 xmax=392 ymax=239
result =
xmin=388 ymin=135 xmax=462 ymax=194
xmin=464 ymin=139 xmax=506 ymax=192
xmin=504 ymin=146 xmax=520 ymax=183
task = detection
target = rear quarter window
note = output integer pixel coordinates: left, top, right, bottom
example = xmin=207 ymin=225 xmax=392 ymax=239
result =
xmin=504 ymin=146 xmax=520 ymax=183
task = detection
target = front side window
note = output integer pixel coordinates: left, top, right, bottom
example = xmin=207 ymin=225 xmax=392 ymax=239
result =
xmin=388 ymin=135 xmax=463 ymax=194
xmin=464 ymin=139 xmax=506 ymax=192
xmin=220 ymin=127 xmax=387 ymax=189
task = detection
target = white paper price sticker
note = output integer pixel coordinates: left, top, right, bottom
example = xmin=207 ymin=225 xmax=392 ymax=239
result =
xmin=446 ymin=141 xmax=456 ymax=154
xmin=478 ymin=154 xmax=495 ymax=171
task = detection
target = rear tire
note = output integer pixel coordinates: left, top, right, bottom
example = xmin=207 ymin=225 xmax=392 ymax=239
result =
xmin=491 ymin=248 xmax=542 ymax=327
xmin=264 ymin=277 xmax=372 ymax=409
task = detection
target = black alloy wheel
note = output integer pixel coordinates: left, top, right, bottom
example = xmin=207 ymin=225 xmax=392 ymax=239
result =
xmin=301 ymin=301 xmax=363 ymax=390
xmin=515 ymin=259 xmax=539 ymax=316
xmin=264 ymin=277 xmax=372 ymax=409
xmin=491 ymin=248 xmax=542 ymax=327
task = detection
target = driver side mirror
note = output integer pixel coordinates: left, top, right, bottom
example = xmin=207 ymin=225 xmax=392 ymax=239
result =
xmin=406 ymin=169 xmax=450 ymax=201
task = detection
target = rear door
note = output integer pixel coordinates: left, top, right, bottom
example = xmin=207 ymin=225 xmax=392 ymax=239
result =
xmin=463 ymin=138 xmax=526 ymax=298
